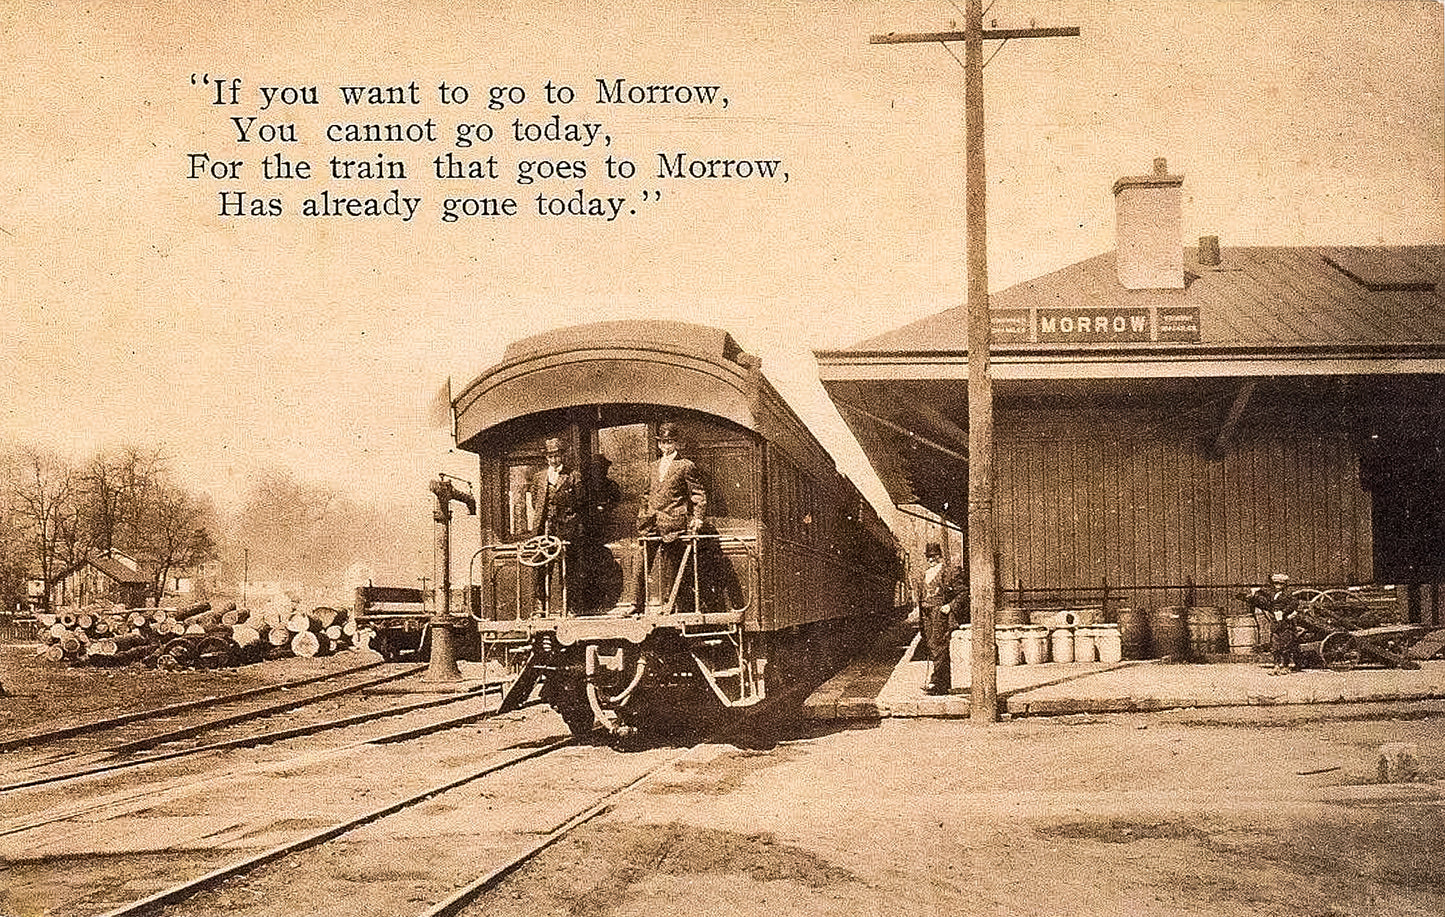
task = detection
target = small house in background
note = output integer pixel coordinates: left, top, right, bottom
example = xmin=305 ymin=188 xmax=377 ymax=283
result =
xmin=51 ymin=550 xmax=151 ymax=609
xmin=816 ymin=159 xmax=1445 ymax=625
xmin=24 ymin=575 xmax=46 ymax=612
xmin=164 ymin=559 xmax=222 ymax=600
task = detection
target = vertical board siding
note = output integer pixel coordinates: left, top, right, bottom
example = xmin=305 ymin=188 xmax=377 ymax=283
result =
xmin=996 ymin=408 xmax=1373 ymax=610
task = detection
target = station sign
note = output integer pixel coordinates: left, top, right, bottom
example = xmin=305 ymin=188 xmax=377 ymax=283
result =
xmin=990 ymin=305 xmax=1202 ymax=344
xmin=1037 ymin=307 xmax=1151 ymax=342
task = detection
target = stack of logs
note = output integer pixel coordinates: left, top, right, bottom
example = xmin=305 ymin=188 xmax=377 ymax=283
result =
xmin=33 ymin=602 xmax=359 ymax=669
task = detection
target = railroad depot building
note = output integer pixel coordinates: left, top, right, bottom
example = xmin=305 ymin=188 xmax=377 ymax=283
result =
xmin=816 ymin=161 xmax=1445 ymax=625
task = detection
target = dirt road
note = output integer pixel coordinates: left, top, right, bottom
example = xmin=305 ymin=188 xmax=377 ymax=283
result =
xmin=473 ymin=710 xmax=1445 ymax=917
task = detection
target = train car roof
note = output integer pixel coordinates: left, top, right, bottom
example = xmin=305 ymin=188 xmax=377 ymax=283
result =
xmin=453 ymin=321 xmax=826 ymax=470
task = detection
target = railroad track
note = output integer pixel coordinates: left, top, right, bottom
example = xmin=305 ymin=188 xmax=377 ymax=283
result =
xmin=2 ymin=706 xmax=748 ymax=917
xmin=0 ymin=690 xmax=528 ymax=841
xmin=0 ymin=660 xmax=396 ymax=752
xmin=82 ymin=734 xmax=705 ymax=917
xmin=0 ymin=663 xmax=445 ymax=787
xmin=1 ymin=660 xmax=825 ymax=917
xmin=0 ymin=675 xmax=504 ymax=793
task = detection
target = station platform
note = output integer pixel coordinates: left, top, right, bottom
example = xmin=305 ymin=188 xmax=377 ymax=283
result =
xmin=804 ymin=630 xmax=1445 ymax=722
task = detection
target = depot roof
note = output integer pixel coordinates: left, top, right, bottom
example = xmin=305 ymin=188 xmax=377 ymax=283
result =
xmin=817 ymin=245 xmax=1445 ymax=382
xmin=815 ymin=243 xmax=1445 ymax=511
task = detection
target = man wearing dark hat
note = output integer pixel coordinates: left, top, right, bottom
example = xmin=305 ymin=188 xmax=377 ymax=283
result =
xmin=1246 ymin=572 xmax=1301 ymax=675
xmin=916 ymin=541 xmax=964 ymax=695
xmin=635 ymin=422 xmax=708 ymax=610
xmin=527 ymin=437 xmax=581 ymax=612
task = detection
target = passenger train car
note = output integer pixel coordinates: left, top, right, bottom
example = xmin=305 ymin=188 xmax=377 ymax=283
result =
xmin=450 ymin=321 xmax=902 ymax=736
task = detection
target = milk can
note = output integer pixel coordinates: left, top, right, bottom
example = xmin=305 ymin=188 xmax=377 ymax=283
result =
xmin=1094 ymin=623 xmax=1123 ymax=664
xmin=1050 ymin=626 xmax=1075 ymax=664
xmin=1019 ymin=625 xmax=1050 ymax=665
xmin=996 ymin=625 xmax=1024 ymax=666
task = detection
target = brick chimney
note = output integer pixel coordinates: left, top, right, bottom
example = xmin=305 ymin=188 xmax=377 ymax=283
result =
xmin=1112 ymin=157 xmax=1184 ymax=290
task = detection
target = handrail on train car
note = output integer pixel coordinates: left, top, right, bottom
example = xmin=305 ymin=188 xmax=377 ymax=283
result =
xmin=637 ymin=532 xmax=757 ymax=618
xmin=468 ymin=532 xmax=759 ymax=624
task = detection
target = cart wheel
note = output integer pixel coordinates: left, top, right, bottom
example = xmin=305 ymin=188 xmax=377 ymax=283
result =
xmin=1311 ymin=588 xmax=1364 ymax=607
xmin=1319 ymin=631 xmax=1360 ymax=670
xmin=517 ymin=534 xmax=563 ymax=567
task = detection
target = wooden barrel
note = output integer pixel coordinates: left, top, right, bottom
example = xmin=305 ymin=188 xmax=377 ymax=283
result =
xmin=1227 ymin=613 xmax=1260 ymax=655
xmin=997 ymin=606 xmax=1029 ymax=625
xmin=1187 ymin=606 xmax=1227 ymax=660
xmin=1149 ymin=607 xmax=1189 ymax=659
xmin=1116 ymin=608 xmax=1149 ymax=660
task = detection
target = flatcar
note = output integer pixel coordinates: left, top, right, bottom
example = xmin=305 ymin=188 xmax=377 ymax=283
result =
xmin=451 ymin=320 xmax=902 ymax=736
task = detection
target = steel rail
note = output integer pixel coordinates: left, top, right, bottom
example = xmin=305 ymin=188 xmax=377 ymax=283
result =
xmin=91 ymin=736 xmax=577 ymax=917
xmin=0 ymin=677 xmax=496 ymax=793
xmin=420 ymin=685 xmax=804 ymax=917
xmin=1 ymin=663 xmax=426 ymax=780
xmin=0 ymin=660 xmax=388 ymax=752
xmin=419 ymin=743 xmax=702 ymax=917
xmin=0 ymin=687 xmax=531 ymax=838
xmin=80 ymin=669 xmax=804 ymax=917
xmin=99 ymin=664 xmax=428 ymax=756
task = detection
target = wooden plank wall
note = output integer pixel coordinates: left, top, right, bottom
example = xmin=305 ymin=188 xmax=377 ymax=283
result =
xmin=996 ymin=405 xmax=1373 ymax=614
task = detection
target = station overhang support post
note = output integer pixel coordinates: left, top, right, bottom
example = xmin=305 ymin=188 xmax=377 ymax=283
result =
xmin=871 ymin=6 xmax=1079 ymax=724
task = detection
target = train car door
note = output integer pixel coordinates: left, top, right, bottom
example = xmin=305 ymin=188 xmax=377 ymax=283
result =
xmin=591 ymin=423 xmax=650 ymax=610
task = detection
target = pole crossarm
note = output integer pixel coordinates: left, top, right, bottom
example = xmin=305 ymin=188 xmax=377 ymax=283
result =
xmin=870 ymin=27 xmax=1079 ymax=44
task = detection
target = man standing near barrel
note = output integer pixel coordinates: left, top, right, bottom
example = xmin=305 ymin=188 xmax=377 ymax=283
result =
xmin=1245 ymin=573 xmax=1301 ymax=675
xmin=916 ymin=542 xmax=965 ymax=695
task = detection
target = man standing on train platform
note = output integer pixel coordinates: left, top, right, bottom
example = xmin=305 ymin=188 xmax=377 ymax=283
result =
xmin=527 ymin=437 xmax=581 ymax=613
xmin=1245 ymin=572 xmax=1302 ymax=675
xmin=635 ymin=422 xmax=708 ymax=612
xmin=917 ymin=542 xmax=964 ymax=695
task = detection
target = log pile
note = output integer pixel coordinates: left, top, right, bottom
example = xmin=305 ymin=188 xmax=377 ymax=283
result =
xmin=32 ymin=601 xmax=360 ymax=669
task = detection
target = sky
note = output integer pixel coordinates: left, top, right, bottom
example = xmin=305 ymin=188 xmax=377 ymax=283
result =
xmin=2 ymin=0 xmax=1442 ymax=536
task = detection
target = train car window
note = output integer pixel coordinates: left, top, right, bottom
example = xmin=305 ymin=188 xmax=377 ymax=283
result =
xmin=592 ymin=420 xmax=758 ymax=534
xmin=504 ymin=459 xmax=537 ymax=538
xmin=690 ymin=442 xmax=754 ymax=523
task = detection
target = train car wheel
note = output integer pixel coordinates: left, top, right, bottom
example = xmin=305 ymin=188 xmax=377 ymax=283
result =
xmin=540 ymin=674 xmax=597 ymax=736
xmin=558 ymin=699 xmax=598 ymax=736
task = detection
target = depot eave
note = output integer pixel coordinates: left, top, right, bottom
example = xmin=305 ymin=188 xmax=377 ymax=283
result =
xmin=815 ymin=343 xmax=1445 ymax=383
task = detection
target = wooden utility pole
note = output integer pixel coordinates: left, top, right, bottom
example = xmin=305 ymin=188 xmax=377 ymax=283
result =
xmin=872 ymin=4 xmax=1078 ymax=724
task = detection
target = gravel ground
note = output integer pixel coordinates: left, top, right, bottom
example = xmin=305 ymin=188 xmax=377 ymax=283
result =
xmin=470 ymin=709 xmax=1445 ymax=917
xmin=0 ymin=643 xmax=385 ymax=738
xmin=4 ymin=642 xmax=1445 ymax=917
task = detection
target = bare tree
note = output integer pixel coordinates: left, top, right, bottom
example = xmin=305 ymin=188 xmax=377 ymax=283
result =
xmin=4 ymin=447 xmax=80 ymax=612
xmin=81 ymin=445 xmax=161 ymax=556
xmin=0 ymin=454 xmax=29 ymax=612
xmin=231 ymin=466 xmax=349 ymax=585
xmin=136 ymin=476 xmax=218 ymax=602
xmin=226 ymin=465 xmax=426 ymax=590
